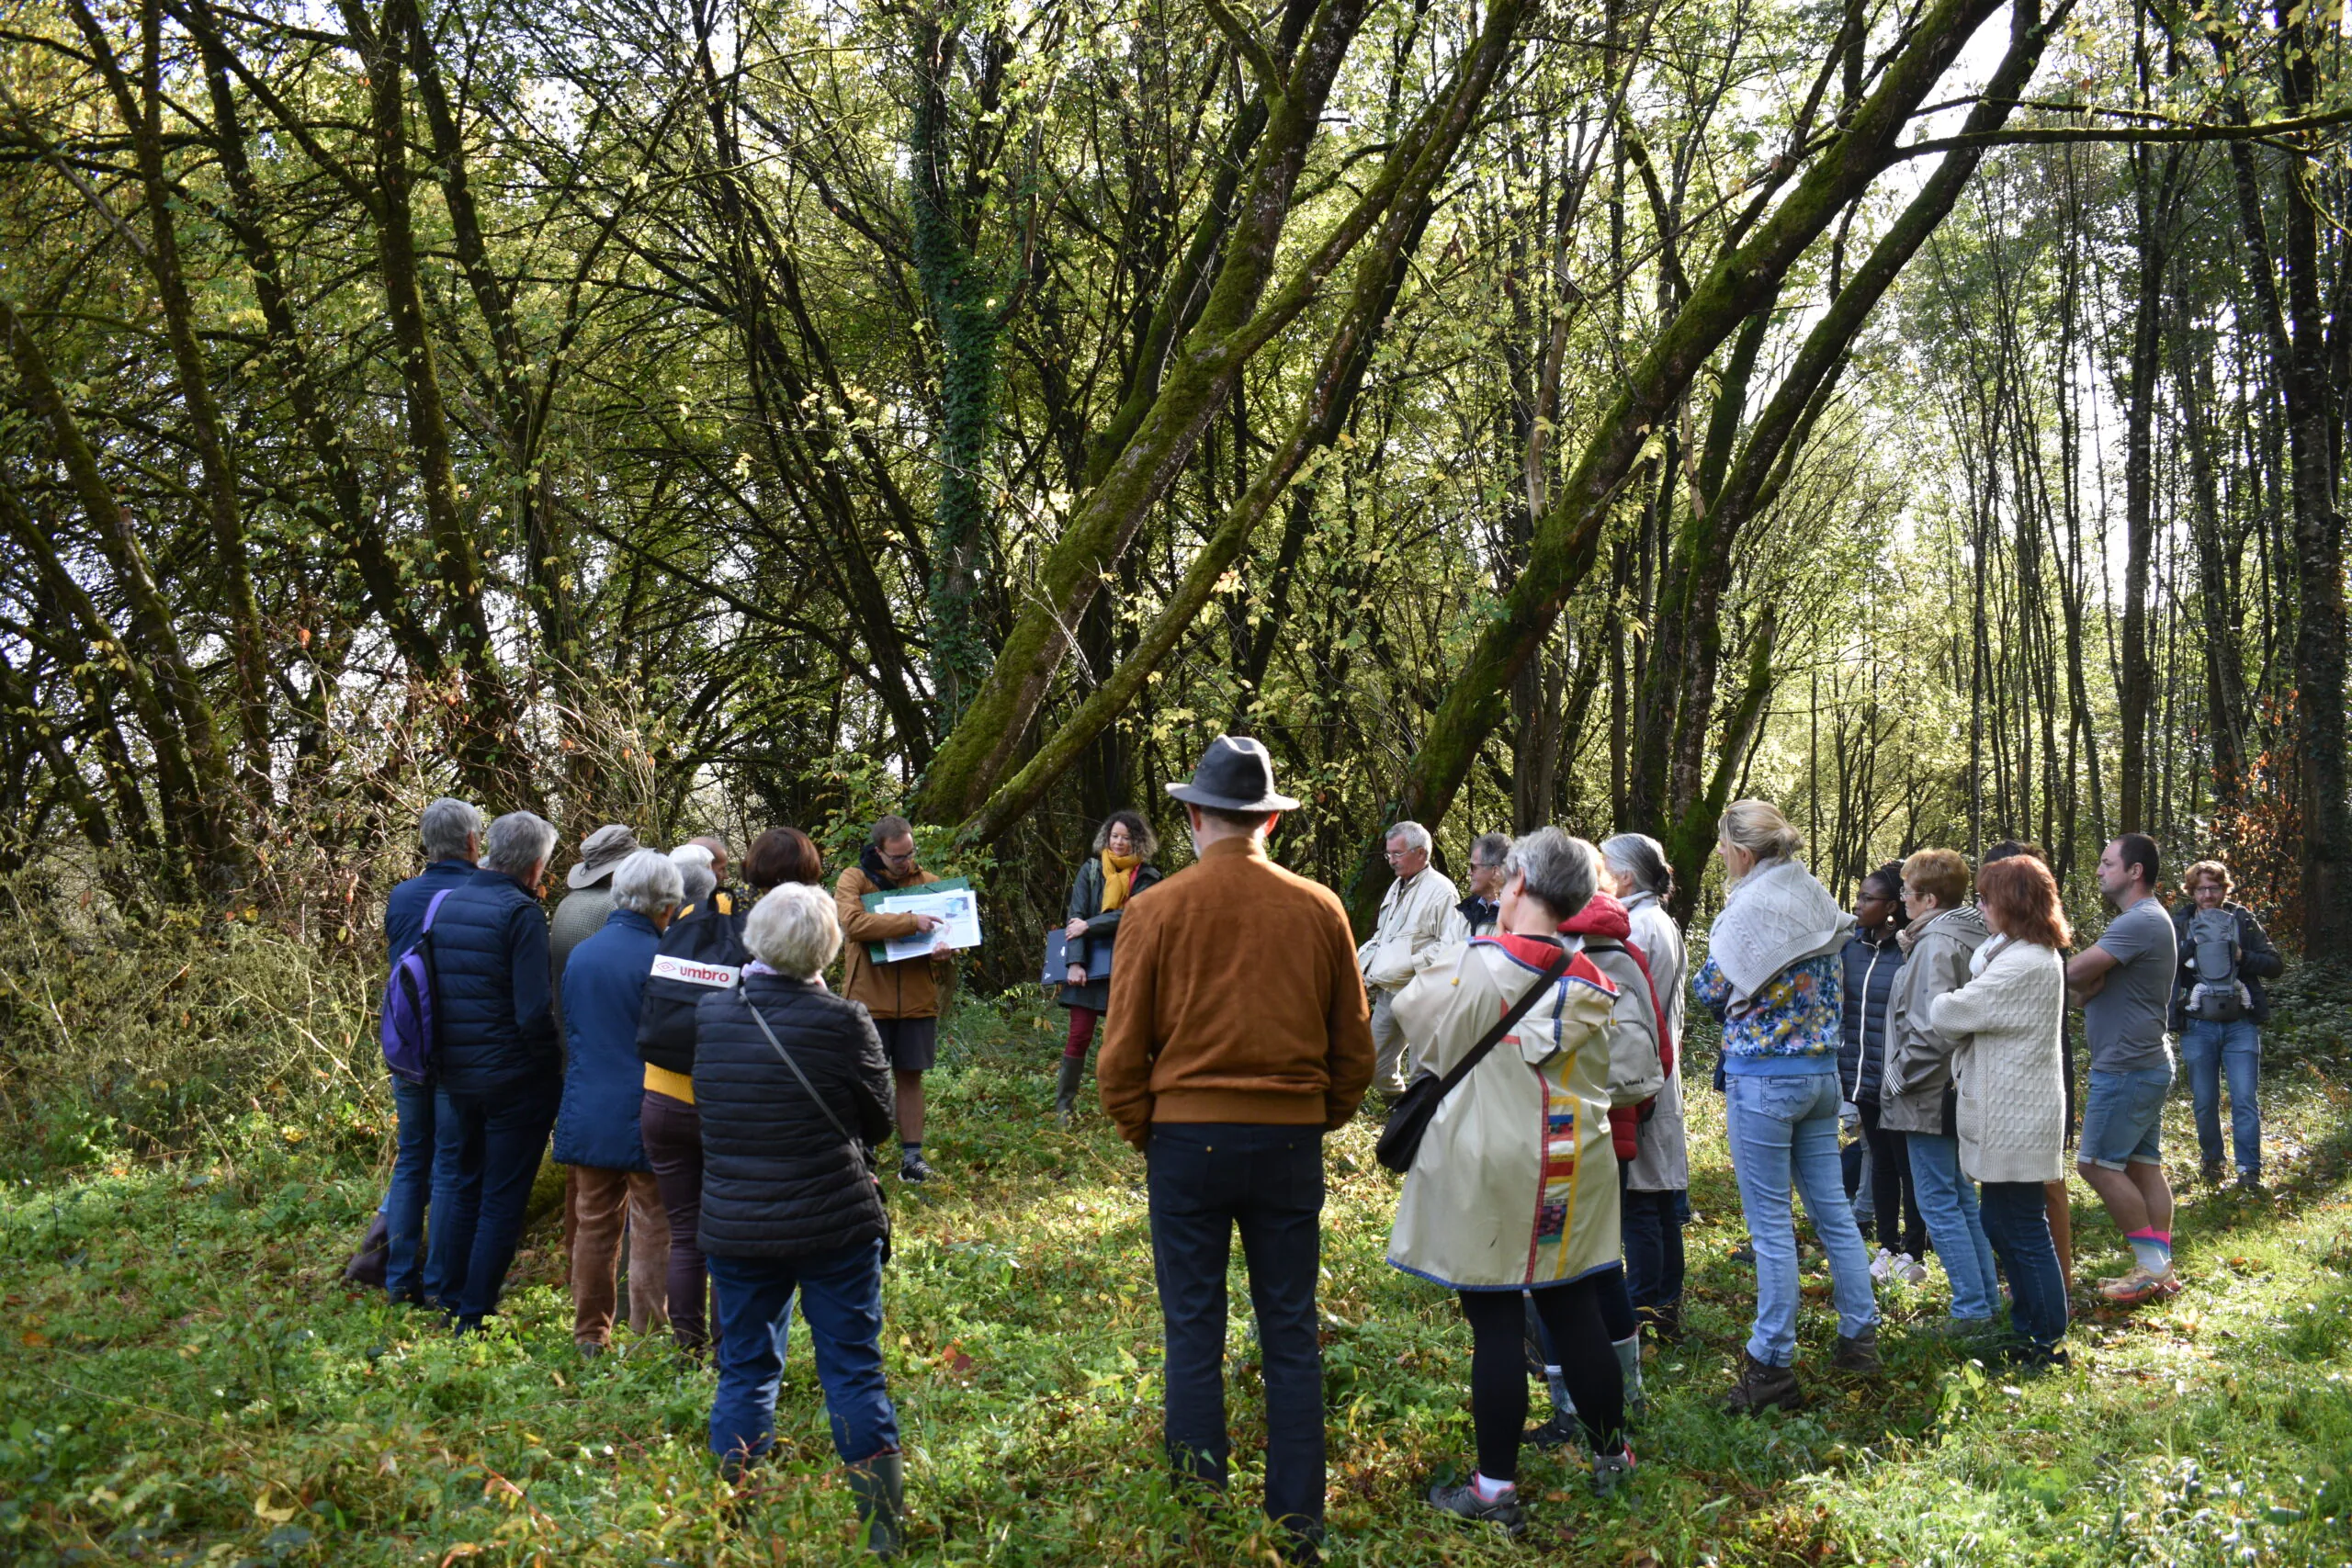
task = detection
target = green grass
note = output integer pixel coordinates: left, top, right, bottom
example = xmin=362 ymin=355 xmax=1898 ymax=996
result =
xmin=5 ymin=977 xmax=2351 ymax=1566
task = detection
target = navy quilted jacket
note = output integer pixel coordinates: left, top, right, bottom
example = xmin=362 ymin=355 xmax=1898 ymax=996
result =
xmin=431 ymin=867 xmax=561 ymax=1098
xmin=1838 ymin=930 xmax=1906 ymax=1106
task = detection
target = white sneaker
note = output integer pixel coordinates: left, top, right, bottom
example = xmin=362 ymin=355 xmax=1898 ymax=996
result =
xmin=1870 ymin=1247 xmax=1896 ymax=1281
xmin=1894 ymin=1253 xmax=1929 ymax=1286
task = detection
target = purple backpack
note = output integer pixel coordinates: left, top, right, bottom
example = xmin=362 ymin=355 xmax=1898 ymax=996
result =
xmin=380 ymin=889 xmax=453 ymax=1083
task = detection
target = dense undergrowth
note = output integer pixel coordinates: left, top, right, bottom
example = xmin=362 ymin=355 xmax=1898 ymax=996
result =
xmin=3 ymin=919 xmax=2350 ymax=1565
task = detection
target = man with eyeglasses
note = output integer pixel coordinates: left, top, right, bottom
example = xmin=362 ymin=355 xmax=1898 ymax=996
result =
xmin=836 ymin=816 xmax=951 ymax=1182
xmin=1444 ymin=831 xmax=1510 ymax=942
xmin=1357 ymin=820 xmax=1461 ymax=1097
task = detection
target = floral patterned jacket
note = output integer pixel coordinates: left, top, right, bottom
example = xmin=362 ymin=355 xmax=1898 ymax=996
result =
xmin=1692 ymin=950 xmax=1844 ymax=1073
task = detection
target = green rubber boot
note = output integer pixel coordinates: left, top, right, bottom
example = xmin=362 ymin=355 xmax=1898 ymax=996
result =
xmin=847 ymin=1451 xmax=904 ymax=1558
xmin=1056 ymin=1055 xmax=1086 ymax=1126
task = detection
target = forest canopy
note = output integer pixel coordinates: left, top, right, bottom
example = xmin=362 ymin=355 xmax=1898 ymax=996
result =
xmin=2 ymin=0 xmax=2347 ymax=965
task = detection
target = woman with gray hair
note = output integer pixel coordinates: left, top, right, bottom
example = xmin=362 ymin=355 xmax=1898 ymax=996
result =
xmin=1600 ymin=833 xmax=1690 ymax=1341
xmin=1387 ymin=829 xmax=1634 ymax=1531
xmin=691 ymin=883 xmax=904 ymax=1551
xmin=553 ymin=850 xmax=680 ymax=1353
xmin=1054 ymin=809 xmax=1163 ymax=1123
xmin=425 ymin=809 xmax=565 ymax=1331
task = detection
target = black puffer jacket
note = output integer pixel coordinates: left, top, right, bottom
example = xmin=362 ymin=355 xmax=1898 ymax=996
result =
xmin=693 ymin=972 xmax=895 ymax=1259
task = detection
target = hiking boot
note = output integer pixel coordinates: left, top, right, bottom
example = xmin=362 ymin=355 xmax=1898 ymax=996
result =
xmin=899 ymin=1154 xmax=936 ymax=1184
xmin=1427 ymin=1477 xmax=1526 ymax=1538
xmin=2200 ymin=1158 xmax=2226 ymax=1187
xmin=1918 ymin=1314 xmax=1998 ymax=1343
xmin=2235 ymin=1171 xmax=2264 ymax=1194
xmin=1055 ymin=1056 xmax=1085 ymax=1127
xmin=2098 ymin=1265 xmax=2179 ymax=1305
xmin=1522 ymin=1411 xmax=1579 ymax=1450
xmin=1723 ymin=1350 xmax=1802 ymax=1415
xmin=1589 ymin=1443 xmax=1636 ymax=1500
xmin=1832 ymin=1327 xmax=1883 ymax=1373
xmin=846 ymin=1451 xmax=904 ymax=1558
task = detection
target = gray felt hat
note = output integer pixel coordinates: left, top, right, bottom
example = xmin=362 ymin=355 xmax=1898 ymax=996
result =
xmin=567 ymin=824 xmax=642 ymax=888
xmin=1164 ymin=735 xmax=1300 ymax=813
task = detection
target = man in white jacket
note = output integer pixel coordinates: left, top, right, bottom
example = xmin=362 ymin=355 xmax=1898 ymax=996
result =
xmin=1359 ymin=821 xmax=1461 ymax=1095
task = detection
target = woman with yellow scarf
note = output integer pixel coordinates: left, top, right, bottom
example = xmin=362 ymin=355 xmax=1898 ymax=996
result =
xmin=1057 ymin=810 xmax=1162 ymax=1123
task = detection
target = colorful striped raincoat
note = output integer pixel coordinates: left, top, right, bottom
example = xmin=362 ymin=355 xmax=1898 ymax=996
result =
xmin=1386 ymin=931 xmax=1623 ymax=1290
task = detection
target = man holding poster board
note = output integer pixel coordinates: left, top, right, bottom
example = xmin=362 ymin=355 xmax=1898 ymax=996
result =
xmin=836 ymin=816 xmax=966 ymax=1183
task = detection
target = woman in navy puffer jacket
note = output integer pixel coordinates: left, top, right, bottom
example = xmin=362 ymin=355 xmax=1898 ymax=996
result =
xmin=694 ymin=882 xmax=903 ymax=1555
xmin=1839 ymin=863 xmax=1922 ymax=1267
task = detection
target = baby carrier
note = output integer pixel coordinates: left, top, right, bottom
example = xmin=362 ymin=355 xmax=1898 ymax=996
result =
xmin=2184 ymin=907 xmax=2247 ymax=1023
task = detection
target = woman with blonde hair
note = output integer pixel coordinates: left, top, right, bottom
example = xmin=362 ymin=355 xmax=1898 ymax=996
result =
xmin=1692 ymin=800 xmax=1879 ymax=1414
xmin=1390 ymin=829 xmax=1634 ymax=1533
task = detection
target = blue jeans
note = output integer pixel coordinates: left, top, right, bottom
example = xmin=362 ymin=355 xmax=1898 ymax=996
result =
xmin=1724 ymin=1071 xmax=1878 ymax=1366
xmin=1146 ymin=1123 xmax=1326 ymax=1545
xmin=1978 ymin=1180 xmax=2068 ymax=1358
xmin=707 ymin=1242 xmax=898 ymax=1471
xmin=2080 ymin=1066 xmax=2172 ymax=1170
xmin=384 ymin=1077 xmax=471 ymax=1305
xmin=2178 ymin=1020 xmax=2262 ymax=1177
xmin=1903 ymin=1133 xmax=1999 ymax=1320
xmin=435 ymin=1079 xmax=560 ymax=1326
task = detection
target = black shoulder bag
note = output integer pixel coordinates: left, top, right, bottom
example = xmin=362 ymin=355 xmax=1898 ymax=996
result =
xmin=1375 ymin=939 xmax=1572 ymax=1174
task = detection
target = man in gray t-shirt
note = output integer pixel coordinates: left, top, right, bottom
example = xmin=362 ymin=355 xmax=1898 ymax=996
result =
xmin=2082 ymin=897 xmax=2177 ymax=1073
xmin=2067 ymin=833 xmax=2181 ymax=1306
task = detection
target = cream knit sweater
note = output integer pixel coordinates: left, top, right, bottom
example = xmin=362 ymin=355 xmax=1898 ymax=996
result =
xmin=1928 ymin=934 xmax=2069 ymax=1184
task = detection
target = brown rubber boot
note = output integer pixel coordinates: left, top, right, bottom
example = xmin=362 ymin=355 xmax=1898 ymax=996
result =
xmin=1723 ymin=1350 xmax=1803 ymax=1415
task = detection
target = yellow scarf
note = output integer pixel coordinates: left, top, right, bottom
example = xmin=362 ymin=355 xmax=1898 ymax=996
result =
xmin=1101 ymin=850 xmax=1142 ymax=910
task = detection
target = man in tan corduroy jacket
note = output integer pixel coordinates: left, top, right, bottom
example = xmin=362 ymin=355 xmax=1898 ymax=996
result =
xmin=835 ymin=815 xmax=948 ymax=1182
xmin=1098 ymin=736 xmax=1372 ymax=1562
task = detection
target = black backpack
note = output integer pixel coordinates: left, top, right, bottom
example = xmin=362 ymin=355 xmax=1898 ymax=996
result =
xmin=636 ymin=893 xmax=750 ymax=1075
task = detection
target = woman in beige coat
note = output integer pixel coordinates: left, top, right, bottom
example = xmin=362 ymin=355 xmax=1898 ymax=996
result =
xmin=1389 ymin=829 xmax=1634 ymax=1533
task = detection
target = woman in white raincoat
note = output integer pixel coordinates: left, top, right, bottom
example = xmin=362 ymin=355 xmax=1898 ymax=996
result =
xmin=1388 ymin=828 xmax=1634 ymax=1536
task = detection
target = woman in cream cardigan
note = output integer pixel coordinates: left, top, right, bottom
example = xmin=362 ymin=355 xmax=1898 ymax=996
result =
xmin=1389 ymin=828 xmax=1633 ymax=1533
xmin=1928 ymin=853 xmax=2075 ymax=1366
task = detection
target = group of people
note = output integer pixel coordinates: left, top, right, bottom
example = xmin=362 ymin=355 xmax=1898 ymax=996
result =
xmin=377 ymin=805 xmax=958 ymax=1551
xmin=368 ymin=733 xmax=2285 ymax=1560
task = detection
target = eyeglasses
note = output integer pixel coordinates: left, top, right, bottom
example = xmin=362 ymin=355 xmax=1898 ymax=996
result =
xmin=1384 ymin=848 xmax=1412 ymax=861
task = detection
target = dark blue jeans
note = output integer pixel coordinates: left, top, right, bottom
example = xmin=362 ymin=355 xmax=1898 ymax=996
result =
xmin=1979 ymin=1179 xmax=2068 ymax=1359
xmin=384 ymin=1077 xmax=471 ymax=1305
xmin=1622 ymin=1185 xmax=1688 ymax=1319
xmin=435 ymin=1079 xmax=560 ymax=1326
xmin=1146 ymin=1123 xmax=1325 ymax=1545
xmin=707 ymin=1242 xmax=898 ymax=1472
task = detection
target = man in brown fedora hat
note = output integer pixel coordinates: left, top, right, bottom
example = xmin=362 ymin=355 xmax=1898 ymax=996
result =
xmin=1098 ymin=735 xmax=1373 ymax=1562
